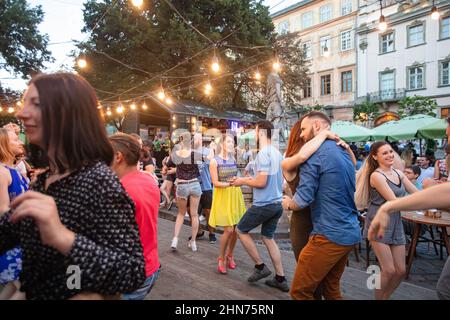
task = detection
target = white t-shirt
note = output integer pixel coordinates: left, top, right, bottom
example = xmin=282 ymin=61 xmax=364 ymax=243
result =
xmin=417 ymin=166 xmax=435 ymax=187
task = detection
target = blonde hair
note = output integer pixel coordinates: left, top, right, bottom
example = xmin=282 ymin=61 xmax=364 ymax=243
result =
xmin=0 ymin=128 xmax=15 ymax=163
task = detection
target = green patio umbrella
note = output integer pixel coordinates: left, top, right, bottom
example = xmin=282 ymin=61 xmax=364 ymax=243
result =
xmin=330 ymin=121 xmax=373 ymax=142
xmin=417 ymin=119 xmax=447 ymax=139
xmin=371 ymin=114 xmax=439 ymax=141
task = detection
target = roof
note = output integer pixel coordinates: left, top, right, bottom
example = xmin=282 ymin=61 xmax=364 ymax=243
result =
xmin=270 ymin=0 xmax=314 ymax=19
xmin=148 ymin=96 xmax=265 ymax=123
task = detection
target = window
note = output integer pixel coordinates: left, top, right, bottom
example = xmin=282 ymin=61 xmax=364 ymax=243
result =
xmin=303 ymin=42 xmax=312 ymax=59
xmin=341 ymin=0 xmax=352 ymax=16
xmin=341 ymin=71 xmax=352 ymax=93
xmin=320 ymin=36 xmax=331 ymax=56
xmin=379 ymin=71 xmax=395 ymax=99
xmin=407 ymin=23 xmax=425 ymax=47
xmin=380 ymin=32 xmax=395 ymax=53
xmin=340 ymin=30 xmax=352 ymax=51
xmin=440 ymin=16 xmax=450 ymax=40
xmin=320 ymin=5 xmax=332 ymax=23
xmin=302 ymin=12 xmax=313 ymax=29
xmin=304 ymin=78 xmax=312 ymax=98
xmin=439 ymin=60 xmax=449 ymax=86
xmin=278 ymin=20 xmax=289 ymax=35
xmin=407 ymin=66 xmax=425 ymax=90
xmin=321 ymin=74 xmax=331 ymax=95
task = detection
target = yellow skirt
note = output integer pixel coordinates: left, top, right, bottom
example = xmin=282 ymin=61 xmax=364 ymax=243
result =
xmin=209 ymin=186 xmax=246 ymax=227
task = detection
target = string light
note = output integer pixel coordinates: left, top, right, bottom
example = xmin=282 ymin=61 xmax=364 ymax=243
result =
xmin=254 ymin=70 xmax=262 ymax=80
xmin=16 ymin=101 xmax=22 ymax=107
xmin=378 ymin=0 xmax=387 ymax=32
xmin=0 ymin=106 xmax=3 ymax=112
xmin=165 ymin=97 xmax=173 ymax=105
xmin=130 ymin=103 xmax=137 ymax=110
xmin=8 ymin=107 xmax=14 ymax=114
xmin=116 ymin=104 xmax=124 ymax=114
xmin=431 ymin=1 xmax=440 ymax=20
xmin=172 ymin=115 xmax=176 ymax=121
xmin=97 ymin=104 xmax=102 ymax=109
xmin=131 ymin=0 xmax=143 ymax=8
xmin=211 ymin=54 xmax=220 ymax=73
xmin=142 ymin=103 xmax=148 ymax=110
xmin=77 ymin=58 xmax=87 ymax=69
xmin=157 ymin=88 xmax=165 ymax=100
xmin=272 ymin=60 xmax=281 ymax=71
xmin=106 ymin=109 xmax=112 ymax=116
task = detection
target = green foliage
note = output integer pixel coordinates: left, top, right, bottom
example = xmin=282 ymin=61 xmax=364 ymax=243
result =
xmin=77 ymin=0 xmax=308 ymax=110
xmin=0 ymin=0 xmax=53 ymax=78
xmin=353 ymin=101 xmax=379 ymax=122
xmin=398 ymin=95 xmax=438 ymax=118
xmin=302 ymin=103 xmax=325 ymax=113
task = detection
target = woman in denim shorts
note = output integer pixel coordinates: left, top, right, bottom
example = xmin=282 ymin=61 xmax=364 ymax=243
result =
xmin=169 ymin=132 xmax=204 ymax=252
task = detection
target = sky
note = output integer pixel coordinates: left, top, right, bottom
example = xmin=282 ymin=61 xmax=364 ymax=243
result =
xmin=0 ymin=0 xmax=299 ymax=91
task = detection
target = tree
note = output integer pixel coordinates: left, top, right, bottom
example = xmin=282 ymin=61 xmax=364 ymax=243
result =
xmin=0 ymin=87 xmax=22 ymax=127
xmin=398 ymin=95 xmax=438 ymax=118
xmin=0 ymin=0 xmax=53 ymax=78
xmin=76 ymin=0 xmax=308 ymax=112
xmin=353 ymin=101 xmax=379 ymax=123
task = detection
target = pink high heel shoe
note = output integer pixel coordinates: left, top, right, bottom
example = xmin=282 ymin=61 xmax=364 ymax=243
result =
xmin=227 ymin=255 xmax=236 ymax=269
xmin=217 ymin=257 xmax=227 ymax=274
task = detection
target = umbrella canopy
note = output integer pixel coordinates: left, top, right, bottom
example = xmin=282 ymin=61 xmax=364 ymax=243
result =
xmin=417 ymin=119 xmax=448 ymax=139
xmin=330 ymin=121 xmax=373 ymax=142
xmin=238 ymin=130 xmax=255 ymax=140
xmin=371 ymin=114 xmax=439 ymax=141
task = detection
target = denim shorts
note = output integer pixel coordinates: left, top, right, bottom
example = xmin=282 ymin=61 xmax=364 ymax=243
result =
xmin=122 ymin=267 xmax=161 ymax=300
xmin=237 ymin=202 xmax=283 ymax=239
xmin=176 ymin=180 xmax=202 ymax=199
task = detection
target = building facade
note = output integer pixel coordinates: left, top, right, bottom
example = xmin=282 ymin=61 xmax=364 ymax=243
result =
xmin=356 ymin=0 xmax=450 ymax=118
xmin=271 ymin=0 xmax=358 ymax=120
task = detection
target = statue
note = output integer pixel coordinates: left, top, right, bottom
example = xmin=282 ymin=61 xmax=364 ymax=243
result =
xmin=266 ymin=70 xmax=287 ymax=145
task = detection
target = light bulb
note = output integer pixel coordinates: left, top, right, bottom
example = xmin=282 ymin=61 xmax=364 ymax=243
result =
xmin=272 ymin=61 xmax=281 ymax=71
xmin=254 ymin=71 xmax=261 ymax=80
xmin=131 ymin=0 xmax=143 ymax=8
xmin=431 ymin=6 xmax=440 ymax=20
xmin=205 ymin=83 xmax=212 ymax=91
xmin=172 ymin=115 xmax=176 ymax=121
xmin=378 ymin=15 xmax=387 ymax=32
xmin=157 ymin=89 xmax=165 ymax=100
xmin=106 ymin=109 xmax=112 ymax=116
xmin=165 ymin=97 xmax=173 ymax=105
xmin=77 ymin=58 xmax=87 ymax=69
xmin=0 ymin=107 xmax=3 ymax=112
xmin=142 ymin=103 xmax=148 ymax=110
xmin=130 ymin=103 xmax=136 ymax=110
xmin=8 ymin=107 xmax=14 ymax=114
xmin=117 ymin=105 xmax=124 ymax=114
xmin=97 ymin=104 xmax=102 ymax=109
xmin=16 ymin=101 xmax=22 ymax=107
xmin=204 ymin=89 xmax=211 ymax=96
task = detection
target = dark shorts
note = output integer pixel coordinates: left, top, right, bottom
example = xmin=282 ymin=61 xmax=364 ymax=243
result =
xmin=165 ymin=174 xmax=176 ymax=183
xmin=198 ymin=189 xmax=213 ymax=213
xmin=237 ymin=203 xmax=283 ymax=239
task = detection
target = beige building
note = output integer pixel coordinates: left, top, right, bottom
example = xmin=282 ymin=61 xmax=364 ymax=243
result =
xmin=271 ymin=0 xmax=358 ymax=120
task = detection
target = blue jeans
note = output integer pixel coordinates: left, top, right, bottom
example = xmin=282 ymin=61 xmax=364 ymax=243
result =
xmin=237 ymin=203 xmax=283 ymax=239
xmin=122 ymin=267 xmax=161 ymax=300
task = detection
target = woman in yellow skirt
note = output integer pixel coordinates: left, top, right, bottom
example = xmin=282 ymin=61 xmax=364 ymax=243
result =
xmin=209 ymin=134 xmax=246 ymax=274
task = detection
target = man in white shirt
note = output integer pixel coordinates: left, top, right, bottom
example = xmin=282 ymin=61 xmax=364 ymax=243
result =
xmin=416 ymin=156 xmax=435 ymax=189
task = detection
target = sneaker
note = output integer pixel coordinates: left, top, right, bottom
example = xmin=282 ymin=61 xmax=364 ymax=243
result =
xmin=188 ymin=240 xmax=197 ymax=252
xmin=184 ymin=212 xmax=189 ymax=218
xmin=170 ymin=237 xmax=178 ymax=251
xmin=209 ymin=234 xmax=217 ymax=244
xmin=199 ymin=215 xmax=205 ymax=222
xmin=247 ymin=265 xmax=272 ymax=282
xmin=265 ymin=277 xmax=289 ymax=292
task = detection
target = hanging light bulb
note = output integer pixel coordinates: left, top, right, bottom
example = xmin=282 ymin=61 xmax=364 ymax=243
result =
xmin=254 ymin=70 xmax=262 ymax=80
xmin=106 ymin=109 xmax=112 ymax=116
xmin=211 ymin=55 xmax=220 ymax=73
xmin=97 ymin=104 xmax=102 ymax=109
xmin=172 ymin=115 xmax=176 ymax=121
xmin=77 ymin=58 xmax=87 ymax=69
xmin=7 ymin=107 xmax=14 ymax=114
xmin=272 ymin=60 xmax=281 ymax=71
xmin=117 ymin=105 xmax=124 ymax=114
xmin=431 ymin=5 xmax=440 ymax=20
xmin=165 ymin=97 xmax=173 ymax=105
xmin=157 ymin=88 xmax=165 ymax=100
xmin=131 ymin=0 xmax=143 ymax=8
xmin=323 ymin=46 xmax=330 ymax=57
xmin=0 ymin=106 xmax=3 ymax=112
xmin=16 ymin=101 xmax=22 ymax=107
xmin=130 ymin=103 xmax=137 ymax=110
xmin=142 ymin=103 xmax=148 ymax=110
xmin=378 ymin=15 xmax=387 ymax=32
xmin=205 ymin=83 xmax=212 ymax=91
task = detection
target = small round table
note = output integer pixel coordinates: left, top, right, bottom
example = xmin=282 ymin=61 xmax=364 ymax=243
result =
xmin=401 ymin=211 xmax=450 ymax=279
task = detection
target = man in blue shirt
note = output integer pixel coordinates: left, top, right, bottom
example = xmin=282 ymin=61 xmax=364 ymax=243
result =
xmin=231 ymin=120 xmax=289 ymax=292
xmin=282 ymin=111 xmax=361 ymax=300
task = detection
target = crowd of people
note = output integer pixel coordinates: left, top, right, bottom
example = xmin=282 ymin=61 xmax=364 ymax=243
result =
xmin=0 ymin=72 xmax=449 ymax=300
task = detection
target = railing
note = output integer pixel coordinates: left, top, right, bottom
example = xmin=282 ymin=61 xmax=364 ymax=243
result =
xmin=356 ymin=88 xmax=406 ymax=104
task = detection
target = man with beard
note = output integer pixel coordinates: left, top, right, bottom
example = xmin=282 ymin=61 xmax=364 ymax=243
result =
xmin=282 ymin=111 xmax=361 ymax=300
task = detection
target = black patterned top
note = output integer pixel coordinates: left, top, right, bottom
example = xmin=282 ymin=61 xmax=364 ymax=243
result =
xmin=0 ymin=162 xmax=146 ymax=300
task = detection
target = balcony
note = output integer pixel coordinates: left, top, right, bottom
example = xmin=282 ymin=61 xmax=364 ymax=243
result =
xmin=356 ymin=88 xmax=406 ymax=104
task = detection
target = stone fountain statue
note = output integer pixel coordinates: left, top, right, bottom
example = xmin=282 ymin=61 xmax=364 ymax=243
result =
xmin=266 ymin=70 xmax=287 ymax=148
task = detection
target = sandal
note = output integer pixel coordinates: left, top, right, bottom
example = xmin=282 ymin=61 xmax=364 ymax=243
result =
xmin=226 ymin=255 xmax=236 ymax=269
xmin=217 ymin=257 xmax=227 ymax=274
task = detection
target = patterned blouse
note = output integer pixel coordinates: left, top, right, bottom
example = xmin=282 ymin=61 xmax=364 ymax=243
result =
xmin=0 ymin=162 xmax=146 ymax=300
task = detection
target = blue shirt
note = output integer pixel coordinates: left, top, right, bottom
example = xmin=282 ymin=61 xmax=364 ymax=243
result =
xmin=253 ymin=145 xmax=283 ymax=206
xmin=293 ymin=140 xmax=361 ymax=246
xmin=197 ymin=147 xmax=212 ymax=191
